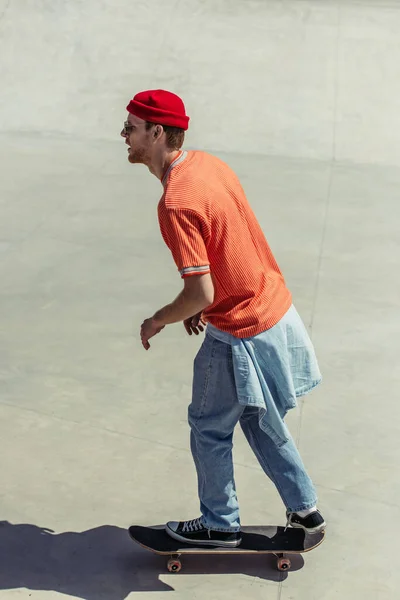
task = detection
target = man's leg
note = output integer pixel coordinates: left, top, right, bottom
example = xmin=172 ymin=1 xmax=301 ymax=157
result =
xmin=239 ymin=406 xmax=325 ymax=532
xmin=166 ymin=335 xmax=244 ymax=546
xmin=240 ymin=406 xmax=316 ymax=511
xmin=189 ymin=334 xmax=244 ymax=531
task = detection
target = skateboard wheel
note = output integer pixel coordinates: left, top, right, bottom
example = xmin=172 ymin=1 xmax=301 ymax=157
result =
xmin=277 ymin=557 xmax=291 ymax=571
xmin=167 ymin=559 xmax=182 ymax=573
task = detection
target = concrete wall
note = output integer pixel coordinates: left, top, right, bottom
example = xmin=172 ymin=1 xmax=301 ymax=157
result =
xmin=1 ymin=0 xmax=400 ymax=165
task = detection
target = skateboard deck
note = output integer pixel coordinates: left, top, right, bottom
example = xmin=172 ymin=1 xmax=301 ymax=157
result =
xmin=129 ymin=525 xmax=325 ymax=572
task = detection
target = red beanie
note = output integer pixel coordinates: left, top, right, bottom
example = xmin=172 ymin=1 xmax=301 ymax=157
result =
xmin=126 ymin=89 xmax=190 ymax=130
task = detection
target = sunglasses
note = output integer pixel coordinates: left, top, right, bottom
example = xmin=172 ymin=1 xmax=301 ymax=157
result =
xmin=121 ymin=120 xmax=134 ymax=137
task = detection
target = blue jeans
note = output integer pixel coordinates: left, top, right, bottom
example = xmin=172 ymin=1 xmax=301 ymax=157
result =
xmin=189 ymin=332 xmax=318 ymax=532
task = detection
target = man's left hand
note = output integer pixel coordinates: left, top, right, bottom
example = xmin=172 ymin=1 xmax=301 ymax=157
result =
xmin=140 ymin=317 xmax=165 ymax=351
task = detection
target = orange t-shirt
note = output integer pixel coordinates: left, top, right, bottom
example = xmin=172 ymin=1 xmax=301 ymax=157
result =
xmin=158 ymin=150 xmax=292 ymax=338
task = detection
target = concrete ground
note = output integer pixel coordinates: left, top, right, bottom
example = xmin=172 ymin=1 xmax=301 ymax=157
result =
xmin=1 ymin=1 xmax=399 ymax=599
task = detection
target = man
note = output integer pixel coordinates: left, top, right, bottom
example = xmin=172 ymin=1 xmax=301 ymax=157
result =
xmin=121 ymin=89 xmax=326 ymax=548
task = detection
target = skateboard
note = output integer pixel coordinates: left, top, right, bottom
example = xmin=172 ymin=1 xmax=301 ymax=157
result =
xmin=129 ymin=524 xmax=325 ymax=573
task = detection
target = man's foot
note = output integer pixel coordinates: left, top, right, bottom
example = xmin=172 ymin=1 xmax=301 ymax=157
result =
xmin=165 ymin=517 xmax=242 ymax=547
xmin=286 ymin=509 xmax=326 ymax=534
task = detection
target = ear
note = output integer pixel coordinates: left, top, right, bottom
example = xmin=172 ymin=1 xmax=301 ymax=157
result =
xmin=153 ymin=124 xmax=164 ymax=140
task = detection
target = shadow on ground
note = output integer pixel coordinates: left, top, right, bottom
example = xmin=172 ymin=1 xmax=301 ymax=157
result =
xmin=0 ymin=521 xmax=301 ymax=597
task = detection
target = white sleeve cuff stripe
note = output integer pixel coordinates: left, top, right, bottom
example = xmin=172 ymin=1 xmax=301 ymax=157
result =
xmin=180 ymin=265 xmax=210 ymax=276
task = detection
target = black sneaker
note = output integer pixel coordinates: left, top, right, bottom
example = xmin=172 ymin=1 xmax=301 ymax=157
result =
xmin=286 ymin=509 xmax=326 ymax=534
xmin=165 ymin=517 xmax=242 ymax=547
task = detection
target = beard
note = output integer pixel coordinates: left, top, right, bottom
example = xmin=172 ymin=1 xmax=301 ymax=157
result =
xmin=127 ymin=145 xmax=150 ymax=165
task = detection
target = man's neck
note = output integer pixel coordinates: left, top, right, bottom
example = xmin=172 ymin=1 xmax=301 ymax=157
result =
xmin=148 ymin=150 xmax=181 ymax=181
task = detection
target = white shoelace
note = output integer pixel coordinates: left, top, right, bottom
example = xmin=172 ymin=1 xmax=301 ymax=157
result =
xmin=182 ymin=518 xmax=205 ymax=533
xmin=285 ymin=514 xmax=292 ymax=532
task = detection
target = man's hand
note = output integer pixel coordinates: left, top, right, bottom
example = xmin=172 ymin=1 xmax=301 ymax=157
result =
xmin=184 ymin=312 xmax=206 ymax=336
xmin=140 ymin=317 xmax=165 ymax=351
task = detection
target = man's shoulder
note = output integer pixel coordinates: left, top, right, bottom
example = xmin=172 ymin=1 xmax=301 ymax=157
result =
xmin=158 ymin=189 xmax=203 ymax=216
xmin=185 ymin=149 xmax=232 ymax=170
xmin=163 ymin=151 xmax=210 ymax=211
xmin=168 ymin=149 xmax=235 ymax=190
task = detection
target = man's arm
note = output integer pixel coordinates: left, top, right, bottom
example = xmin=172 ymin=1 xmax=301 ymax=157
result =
xmin=140 ymin=273 xmax=214 ymax=350
xmin=141 ymin=206 xmax=213 ymax=350
xmin=153 ymin=273 xmax=214 ymax=326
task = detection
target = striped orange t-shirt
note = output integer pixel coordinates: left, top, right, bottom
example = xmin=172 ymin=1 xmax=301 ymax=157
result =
xmin=158 ymin=150 xmax=292 ymax=338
